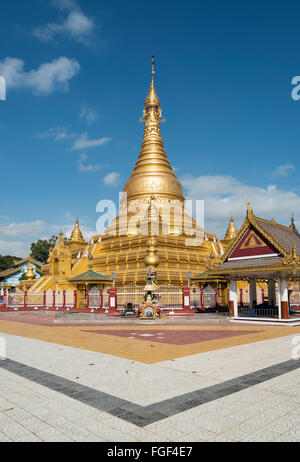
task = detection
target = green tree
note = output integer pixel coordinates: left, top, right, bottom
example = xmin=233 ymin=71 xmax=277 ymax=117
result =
xmin=0 ymin=255 xmax=22 ymax=272
xmin=30 ymin=235 xmax=59 ymax=264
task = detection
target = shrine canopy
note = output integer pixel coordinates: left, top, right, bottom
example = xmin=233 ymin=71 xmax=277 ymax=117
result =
xmin=208 ymin=203 xmax=300 ymax=281
xmin=69 ymin=270 xmax=112 ymax=285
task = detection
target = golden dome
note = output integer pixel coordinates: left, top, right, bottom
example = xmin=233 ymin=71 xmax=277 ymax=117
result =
xmin=70 ymin=218 xmax=84 ymax=242
xmin=224 ymin=216 xmax=238 ymax=241
xmin=123 ymin=55 xmax=184 ymax=203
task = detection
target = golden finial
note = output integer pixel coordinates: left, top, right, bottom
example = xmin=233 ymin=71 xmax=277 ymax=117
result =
xmin=59 ymin=228 xmax=63 ymax=244
xmin=144 ymin=235 xmax=160 ymax=268
xmin=25 ymin=263 xmax=36 ymax=280
xmin=144 ymin=54 xmax=161 ymax=111
xmin=247 ymin=200 xmax=254 ymax=219
xmin=152 ymin=54 xmax=155 ymax=77
xmin=122 ymin=55 xmax=184 ymax=203
xmin=290 ymin=213 xmax=295 ymax=229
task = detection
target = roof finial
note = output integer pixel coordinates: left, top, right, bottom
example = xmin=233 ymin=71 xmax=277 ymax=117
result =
xmin=152 ymin=54 xmax=155 ymax=78
xmin=291 ymin=213 xmax=295 ymax=228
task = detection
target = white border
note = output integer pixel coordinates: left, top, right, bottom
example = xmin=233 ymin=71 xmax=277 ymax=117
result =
xmin=228 ymin=253 xmax=280 ymax=261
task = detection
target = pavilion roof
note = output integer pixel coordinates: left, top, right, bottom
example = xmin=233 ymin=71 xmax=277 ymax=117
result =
xmin=217 ymin=256 xmax=282 ymax=270
xmin=69 ymin=270 xmax=112 ymax=282
xmin=12 ymin=256 xmax=43 ymax=268
xmin=206 ymin=204 xmax=300 ymax=278
xmin=256 ymin=218 xmax=300 ymax=254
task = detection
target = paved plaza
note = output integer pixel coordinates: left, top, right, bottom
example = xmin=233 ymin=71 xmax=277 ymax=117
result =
xmin=0 ymin=312 xmax=299 ymax=442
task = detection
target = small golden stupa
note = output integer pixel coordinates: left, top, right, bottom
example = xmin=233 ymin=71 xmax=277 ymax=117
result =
xmin=70 ymin=218 xmax=85 ymax=242
xmin=223 ymin=216 xmax=238 ymax=242
xmin=25 ymin=263 xmax=36 ymax=280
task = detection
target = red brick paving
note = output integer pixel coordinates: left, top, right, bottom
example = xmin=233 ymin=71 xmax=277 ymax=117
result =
xmin=82 ymin=328 xmax=261 ymax=345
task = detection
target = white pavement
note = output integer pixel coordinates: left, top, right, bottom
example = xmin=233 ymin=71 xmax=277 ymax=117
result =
xmin=0 ymin=332 xmax=299 ymax=442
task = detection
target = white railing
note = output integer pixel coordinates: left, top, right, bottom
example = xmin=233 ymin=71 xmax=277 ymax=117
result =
xmin=103 ymin=289 xmax=109 ymax=308
xmin=153 ymin=292 xmax=183 ymax=310
xmin=27 ymin=293 xmax=44 ymax=306
xmin=3 ymin=290 xmax=77 ymax=309
xmin=116 ymin=285 xmax=184 ymax=310
xmin=7 ymin=293 xmax=25 ymax=307
xmin=290 ymin=290 xmax=300 ymax=307
xmin=117 ymin=285 xmax=145 ymax=308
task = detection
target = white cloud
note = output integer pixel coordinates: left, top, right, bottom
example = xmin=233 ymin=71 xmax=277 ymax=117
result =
xmin=0 ymin=57 xmax=80 ymax=95
xmin=34 ymin=126 xmax=76 ymax=141
xmin=0 ymin=240 xmax=30 ymax=258
xmin=77 ymin=153 xmax=102 ymax=172
xmin=34 ymin=127 xmax=111 ymax=154
xmin=0 ymin=221 xmax=48 ymax=238
xmin=34 ymin=0 xmax=95 ymax=45
xmin=80 ymin=102 xmax=97 ymax=124
xmin=0 ymin=216 xmax=96 ymax=258
xmin=72 ymin=133 xmax=111 ymax=150
xmin=103 ymin=172 xmax=120 ymax=186
xmin=272 ymin=163 xmax=295 ymax=177
xmin=181 ymin=174 xmax=300 ymax=237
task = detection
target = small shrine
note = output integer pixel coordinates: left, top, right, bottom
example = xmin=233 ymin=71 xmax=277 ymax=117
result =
xmin=138 ymin=269 xmax=160 ymax=319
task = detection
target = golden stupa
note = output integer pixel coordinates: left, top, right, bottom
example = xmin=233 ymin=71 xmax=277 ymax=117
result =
xmin=73 ymin=55 xmax=225 ymax=286
xmin=30 ymin=57 xmax=235 ymax=296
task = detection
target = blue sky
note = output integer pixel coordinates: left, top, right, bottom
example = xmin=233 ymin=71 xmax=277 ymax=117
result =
xmin=1 ymin=0 xmax=300 ymax=256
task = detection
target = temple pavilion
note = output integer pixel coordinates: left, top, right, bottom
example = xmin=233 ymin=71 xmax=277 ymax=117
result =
xmin=206 ymin=203 xmax=300 ymax=323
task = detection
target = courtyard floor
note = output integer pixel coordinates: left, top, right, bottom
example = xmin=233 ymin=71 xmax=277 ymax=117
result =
xmin=0 ymin=312 xmax=299 ymax=442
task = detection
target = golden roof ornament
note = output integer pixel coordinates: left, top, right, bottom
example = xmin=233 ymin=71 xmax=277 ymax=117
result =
xmin=144 ymin=235 xmax=160 ymax=268
xmin=123 ymin=55 xmax=184 ymax=203
xmin=25 ymin=263 xmax=36 ymax=280
xmin=59 ymin=228 xmax=64 ymax=245
xmin=224 ymin=215 xmax=238 ymax=241
xmin=247 ymin=200 xmax=254 ymax=219
xmin=292 ymin=241 xmax=297 ymax=259
xmin=290 ymin=213 xmax=295 ymax=230
xmin=70 ymin=217 xmax=84 ymax=242
xmin=284 ymin=241 xmax=299 ymax=267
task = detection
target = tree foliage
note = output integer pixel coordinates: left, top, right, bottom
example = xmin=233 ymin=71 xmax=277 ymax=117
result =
xmin=0 ymin=255 xmax=22 ymax=272
xmin=30 ymin=235 xmax=59 ymax=264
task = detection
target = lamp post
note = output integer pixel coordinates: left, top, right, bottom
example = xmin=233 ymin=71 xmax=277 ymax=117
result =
xmin=187 ymin=271 xmax=192 ymax=288
xmin=111 ymin=272 xmax=116 ymax=288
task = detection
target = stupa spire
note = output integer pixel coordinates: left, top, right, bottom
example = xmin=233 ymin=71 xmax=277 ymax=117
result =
xmin=70 ymin=217 xmax=84 ymax=242
xmin=123 ymin=55 xmax=184 ymax=203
